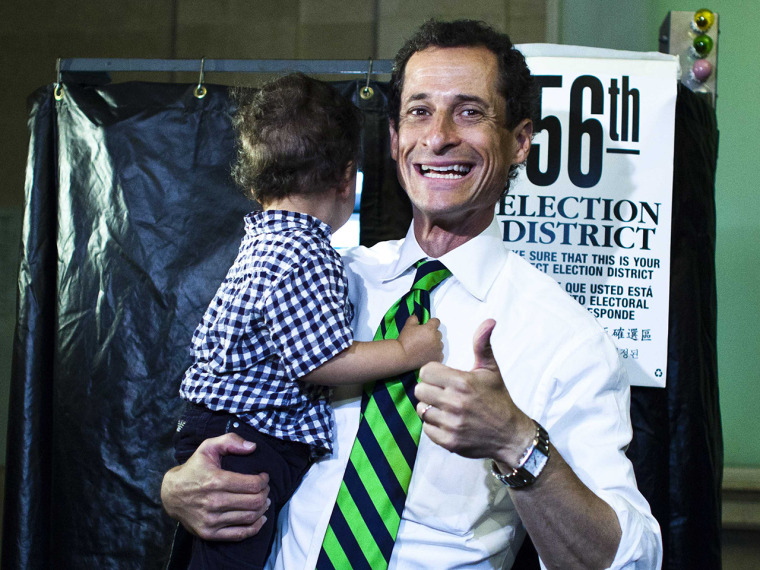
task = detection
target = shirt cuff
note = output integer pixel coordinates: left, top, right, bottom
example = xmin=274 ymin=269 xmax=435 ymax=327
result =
xmin=596 ymin=490 xmax=663 ymax=569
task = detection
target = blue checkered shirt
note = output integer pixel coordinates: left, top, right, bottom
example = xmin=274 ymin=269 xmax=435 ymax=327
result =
xmin=179 ymin=210 xmax=354 ymax=454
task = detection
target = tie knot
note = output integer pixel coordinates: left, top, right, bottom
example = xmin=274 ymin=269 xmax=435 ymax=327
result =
xmin=411 ymin=259 xmax=451 ymax=292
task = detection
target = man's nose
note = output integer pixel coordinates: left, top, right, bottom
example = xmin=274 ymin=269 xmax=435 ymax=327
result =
xmin=423 ymin=113 xmax=460 ymax=154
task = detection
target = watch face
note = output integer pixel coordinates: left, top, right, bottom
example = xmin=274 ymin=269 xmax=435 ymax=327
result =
xmin=521 ymin=446 xmax=549 ymax=478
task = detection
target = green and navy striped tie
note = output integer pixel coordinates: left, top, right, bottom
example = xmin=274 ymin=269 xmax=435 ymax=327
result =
xmin=317 ymin=259 xmax=451 ymax=569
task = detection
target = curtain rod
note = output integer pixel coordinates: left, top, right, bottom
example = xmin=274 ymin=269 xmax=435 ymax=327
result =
xmin=58 ymin=58 xmax=394 ymax=75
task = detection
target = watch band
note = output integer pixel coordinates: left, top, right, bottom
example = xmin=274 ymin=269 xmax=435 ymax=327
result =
xmin=490 ymin=420 xmax=550 ymax=488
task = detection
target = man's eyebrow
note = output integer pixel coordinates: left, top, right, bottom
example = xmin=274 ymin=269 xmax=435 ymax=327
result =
xmin=454 ymin=94 xmax=489 ymax=105
xmin=404 ymin=93 xmax=489 ymax=105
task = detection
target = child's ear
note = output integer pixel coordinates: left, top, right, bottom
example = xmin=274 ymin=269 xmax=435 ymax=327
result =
xmin=343 ymin=161 xmax=356 ymax=182
xmin=337 ymin=162 xmax=356 ymax=197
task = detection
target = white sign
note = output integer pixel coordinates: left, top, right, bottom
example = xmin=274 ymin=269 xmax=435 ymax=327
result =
xmin=500 ymin=48 xmax=679 ymax=387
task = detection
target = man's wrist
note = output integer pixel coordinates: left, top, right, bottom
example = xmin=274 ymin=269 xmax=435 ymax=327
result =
xmin=493 ymin=412 xmax=537 ymax=467
xmin=491 ymin=420 xmax=550 ymax=488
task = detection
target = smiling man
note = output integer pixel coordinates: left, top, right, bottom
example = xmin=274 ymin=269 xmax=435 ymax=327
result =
xmin=161 ymin=20 xmax=662 ymax=569
xmin=389 ymin=43 xmax=532 ymax=255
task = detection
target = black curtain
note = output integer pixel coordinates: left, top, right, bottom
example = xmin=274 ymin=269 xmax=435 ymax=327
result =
xmin=626 ymin=85 xmax=722 ymax=569
xmin=4 ymin=79 xmax=719 ymax=569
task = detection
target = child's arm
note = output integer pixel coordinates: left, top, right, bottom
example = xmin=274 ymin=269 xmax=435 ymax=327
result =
xmin=301 ymin=315 xmax=443 ymax=386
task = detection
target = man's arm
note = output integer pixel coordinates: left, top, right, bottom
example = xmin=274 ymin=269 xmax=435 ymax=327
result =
xmin=414 ymin=319 xmax=622 ymax=570
xmin=161 ymin=433 xmax=271 ymax=541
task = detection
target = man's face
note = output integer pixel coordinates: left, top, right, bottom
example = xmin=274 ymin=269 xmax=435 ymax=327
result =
xmin=390 ymin=46 xmax=531 ymax=233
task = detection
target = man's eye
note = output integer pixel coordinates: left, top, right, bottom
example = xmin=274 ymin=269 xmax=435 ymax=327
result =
xmin=407 ymin=107 xmax=428 ymax=116
xmin=461 ymin=108 xmax=482 ymax=118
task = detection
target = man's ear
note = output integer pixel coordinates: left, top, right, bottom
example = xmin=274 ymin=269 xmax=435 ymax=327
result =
xmin=511 ymin=119 xmax=533 ymax=165
xmin=389 ymin=122 xmax=399 ymax=161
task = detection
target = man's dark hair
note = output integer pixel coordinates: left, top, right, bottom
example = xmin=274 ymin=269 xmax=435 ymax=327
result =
xmin=232 ymin=73 xmax=361 ymax=204
xmin=389 ymin=19 xmax=536 ymax=130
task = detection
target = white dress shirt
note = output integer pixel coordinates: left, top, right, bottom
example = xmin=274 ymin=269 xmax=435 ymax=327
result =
xmin=267 ymin=219 xmax=662 ymax=569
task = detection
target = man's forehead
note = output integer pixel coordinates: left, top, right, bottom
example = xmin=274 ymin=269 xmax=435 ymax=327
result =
xmin=405 ymin=45 xmax=498 ymax=74
xmin=401 ymin=46 xmax=504 ymax=106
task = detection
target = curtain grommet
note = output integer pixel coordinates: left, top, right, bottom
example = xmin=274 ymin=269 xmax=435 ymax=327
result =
xmin=194 ymin=57 xmax=207 ymax=99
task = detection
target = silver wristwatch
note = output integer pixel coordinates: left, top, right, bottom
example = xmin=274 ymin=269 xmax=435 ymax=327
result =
xmin=490 ymin=420 xmax=550 ymax=488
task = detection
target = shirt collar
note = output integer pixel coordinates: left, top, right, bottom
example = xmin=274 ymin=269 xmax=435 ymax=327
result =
xmin=383 ymin=218 xmax=509 ymax=302
xmin=245 ymin=209 xmax=332 ymax=241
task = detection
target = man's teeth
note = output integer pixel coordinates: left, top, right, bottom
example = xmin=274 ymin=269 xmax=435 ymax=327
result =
xmin=420 ymin=164 xmax=471 ymax=179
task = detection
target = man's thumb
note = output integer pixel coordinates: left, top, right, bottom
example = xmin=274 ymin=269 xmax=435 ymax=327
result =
xmin=200 ymin=432 xmax=256 ymax=463
xmin=472 ymin=318 xmax=497 ymax=371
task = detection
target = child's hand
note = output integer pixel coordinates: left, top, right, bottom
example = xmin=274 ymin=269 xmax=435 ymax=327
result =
xmin=397 ymin=314 xmax=444 ymax=369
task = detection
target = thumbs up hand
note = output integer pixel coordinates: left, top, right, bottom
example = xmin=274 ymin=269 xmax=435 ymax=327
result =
xmin=471 ymin=318 xmax=499 ymax=373
xmin=414 ymin=319 xmax=536 ymax=466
